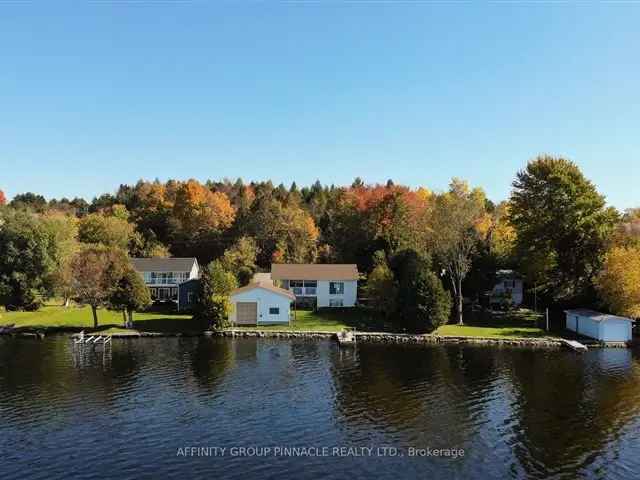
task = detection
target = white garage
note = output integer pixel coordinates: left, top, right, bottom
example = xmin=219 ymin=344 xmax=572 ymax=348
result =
xmin=565 ymin=309 xmax=634 ymax=343
xmin=230 ymin=282 xmax=296 ymax=326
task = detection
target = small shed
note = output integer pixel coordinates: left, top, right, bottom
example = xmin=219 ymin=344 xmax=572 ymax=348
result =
xmin=230 ymin=282 xmax=296 ymax=326
xmin=564 ymin=309 xmax=634 ymax=342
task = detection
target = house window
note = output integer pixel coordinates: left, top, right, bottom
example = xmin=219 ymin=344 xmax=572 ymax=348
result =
xmin=329 ymin=299 xmax=343 ymax=307
xmin=329 ymin=282 xmax=344 ymax=295
xmin=269 ymin=307 xmax=280 ymax=315
xmin=303 ymin=280 xmax=317 ymax=295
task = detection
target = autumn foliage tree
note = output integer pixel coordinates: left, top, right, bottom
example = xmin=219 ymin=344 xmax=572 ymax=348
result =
xmin=0 ymin=190 xmax=6 ymax=206
xmin=70 ymin=246 xmax=128 ymax=328
xmin=596 ymin=245 xmax=640 ymax=318
xmin=172 ymin=179 xmax=235 ymax=236
xmin=429 ymin=179 xmax=487 ymax=325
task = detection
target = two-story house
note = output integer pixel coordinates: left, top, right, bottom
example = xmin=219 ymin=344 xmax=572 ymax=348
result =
xmin=489 ymin=269 xmax=523 ymax=308
xmin=270 ymin=264 xmax=359 ymax=308
xmin=131 ymin=257 xmax=200 ymax=311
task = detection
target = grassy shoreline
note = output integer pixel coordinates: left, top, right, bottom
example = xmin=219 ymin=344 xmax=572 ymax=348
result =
xmin=1 ymin=304 xmax=553 ymax=340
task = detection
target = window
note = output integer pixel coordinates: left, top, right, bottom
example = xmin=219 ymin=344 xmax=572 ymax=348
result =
xmin=329 ymin=299 xmax=343 ymax=307
xmin=303 ymin=280 xmax=317 ymax=295
xmin=290 ymin=280 xmax=303 ymax=288
xmin=329 ymin=282 xmax=344 ymax=295
xmin=269 ymin=307 xmax=280 ymax=315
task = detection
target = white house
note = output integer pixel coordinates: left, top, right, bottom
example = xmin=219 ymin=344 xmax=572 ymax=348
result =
xmin=230 ymin=282 xmax=296 ymax=325
xmin=131 ymin=257 xmax=200 ymax=310
xmin=270 ymin=264 xmax=359 ymax=308
xmin=565 ymin=309 xmax=634 ymax=343
xmin=490 ymin=270 xmax=523 ymax=307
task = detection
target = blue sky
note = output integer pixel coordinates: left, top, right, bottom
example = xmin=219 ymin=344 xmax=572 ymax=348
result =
xmin=0 ymin=3 xmax=638 ymax=209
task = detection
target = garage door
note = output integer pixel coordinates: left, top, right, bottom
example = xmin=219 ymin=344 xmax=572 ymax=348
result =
xmin=236 ymin=302 xmax=258 ymax=325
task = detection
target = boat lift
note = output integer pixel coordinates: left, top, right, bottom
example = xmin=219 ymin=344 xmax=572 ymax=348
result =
xmin=73 ymin=331 xmax=112 ymax=346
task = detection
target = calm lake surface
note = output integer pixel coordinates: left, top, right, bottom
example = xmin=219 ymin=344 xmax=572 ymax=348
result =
xmin=1 ymin=337 xmax=639 ymax=480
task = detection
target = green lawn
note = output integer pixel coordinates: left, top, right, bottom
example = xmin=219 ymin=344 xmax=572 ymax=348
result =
xmin=1 ymin=303 xmax=554 ymax=339
xmin=232 ymin=307 xmax=390 ymax=332
xmin=435 ymin=309 xmax=555 ymax=339
xmin=0 ymin=303 xmax=202 ymax=334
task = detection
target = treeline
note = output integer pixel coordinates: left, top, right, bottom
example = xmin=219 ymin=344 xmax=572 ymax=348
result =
xmin=1 ymin=155 xmax=639 ymax=330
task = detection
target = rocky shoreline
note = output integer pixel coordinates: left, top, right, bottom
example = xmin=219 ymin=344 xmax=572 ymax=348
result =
xmin=207 ymin=329 xmax=565 ymax=348
xmin=2 ymin=326 xmax=631 ymax=348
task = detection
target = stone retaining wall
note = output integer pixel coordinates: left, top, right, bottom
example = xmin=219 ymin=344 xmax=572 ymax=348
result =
xmin=208 ymin=329 xmax=566 ymax=348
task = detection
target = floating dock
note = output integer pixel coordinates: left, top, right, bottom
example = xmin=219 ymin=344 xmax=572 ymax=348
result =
xmin=559 ymin=338 xmax=588 ymax=352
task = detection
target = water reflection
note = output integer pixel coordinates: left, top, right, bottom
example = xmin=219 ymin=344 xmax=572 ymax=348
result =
xmin=0 ymin=337 xmax=639 ymax=480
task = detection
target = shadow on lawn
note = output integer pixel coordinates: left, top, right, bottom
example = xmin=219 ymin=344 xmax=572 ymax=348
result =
xmin=132 ymin=316 xmax=207 ymax=333
xmin=83 ymin=316 xmax=206 ymax=334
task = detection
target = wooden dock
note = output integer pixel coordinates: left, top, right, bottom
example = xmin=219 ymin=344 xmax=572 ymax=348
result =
xmin=559 ymin=338 xmax=588 ymax=352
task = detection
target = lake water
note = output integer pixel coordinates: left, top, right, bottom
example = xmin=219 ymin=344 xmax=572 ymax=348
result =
xmin=1 ymin=337 xmax=639 ymax=480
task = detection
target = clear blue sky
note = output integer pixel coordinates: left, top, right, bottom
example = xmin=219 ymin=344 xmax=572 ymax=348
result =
xmin=1 ymin=3 xmax=638 ymax=209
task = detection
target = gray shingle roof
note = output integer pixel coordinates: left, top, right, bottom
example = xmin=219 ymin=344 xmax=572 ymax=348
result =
xmin=131 ymin=257 xmax=197 ymax=273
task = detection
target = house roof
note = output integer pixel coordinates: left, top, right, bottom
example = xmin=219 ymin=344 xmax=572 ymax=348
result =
xmin=231 ymin=282 xmax=296 ymax=301
xmin=252 ymin=272 xmax=273 ymax=285
xmin=131 ymin=257 xmax=197 ymax=273
xmin=564 ymin=309 xmax=634 ymax=322
xmin=271 ymin=264 xmax=359 ymax=281
xmin=496 ymin=269 xmax=521 ymax=279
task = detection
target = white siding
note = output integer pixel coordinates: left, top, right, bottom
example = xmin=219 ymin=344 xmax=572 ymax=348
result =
xmin=316 ymin=280 xmax=357 ymax=307
xmin=565 ymin=314 xmax=633 ymax=342
xmin=190 ymin=261 xmax=200 ymax=280
xmin=230 ymin=288 xmax=292 ymax=324
xmin=600 ymin=319 xmax=633 ymax=342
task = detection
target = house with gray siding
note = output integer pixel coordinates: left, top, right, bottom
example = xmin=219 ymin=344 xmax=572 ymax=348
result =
xmin=131 ymin=257 xmax=200 ymax=311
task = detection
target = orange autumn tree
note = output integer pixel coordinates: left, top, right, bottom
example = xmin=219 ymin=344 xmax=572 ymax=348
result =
xmin=342 ymin=183 xmax=432 ymax=255
xmin=0 ymin=190 xmax=6 ymax=206
xmin=172 ymin=179 xmax=235 ymax=237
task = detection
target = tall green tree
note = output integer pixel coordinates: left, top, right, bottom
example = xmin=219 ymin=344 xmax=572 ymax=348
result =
xmin=194 ymin=260 xmax=238 ymax=330
xmin=109 ymin=267 xmax=152 ymax=327
xmin=221 ymin=236 xmax=259 ymax=286
xmin=366 ymin=251 xmax=398 ymax=319
xmin=78 ymin=212 xmax=134 ymax=251
xmin=415 ymin=269 xmax=452 ymax=331
xmin=509 ymin=156 xmax=618 ymax=303
xmin=0 ymin=209 xmax=57 ymax=310
xmin=40 ymin=212 xmax=80 ymax=307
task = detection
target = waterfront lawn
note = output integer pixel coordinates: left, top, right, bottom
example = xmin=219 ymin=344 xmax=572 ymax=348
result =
xmin=232 ymin=307 xmax=390 ymax=332
xmin=435 ymin=309 xmax=554 ymax=339
xmin=0 ymin=304 xmax=202 ymax=334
